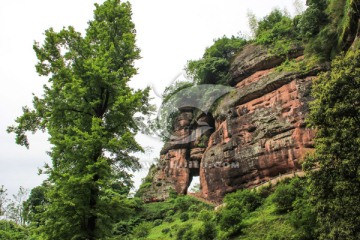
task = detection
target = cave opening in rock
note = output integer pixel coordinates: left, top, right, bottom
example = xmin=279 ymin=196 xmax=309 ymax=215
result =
xmin=185 ymin=112 xmax=215 ymax=195
xmin=186 ymin=161 xmax=201 ymax=194
xmin=187 ymin=176 xmax=200 ymax=193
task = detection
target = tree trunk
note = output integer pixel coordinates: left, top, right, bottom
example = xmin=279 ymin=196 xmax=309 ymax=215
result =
xmin=87 ymin=148 xmax=101 ymax=239
xmin=87 ymin=174 xmax=99 ymax=240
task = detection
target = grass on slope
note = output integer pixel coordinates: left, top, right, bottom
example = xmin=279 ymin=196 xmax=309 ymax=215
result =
xmin=238 ymin=194 xmax=298 ymax=240
xmin=125 ymin=177 xmax=315 ymax=240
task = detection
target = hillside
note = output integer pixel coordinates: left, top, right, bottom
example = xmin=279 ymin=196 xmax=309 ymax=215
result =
xmin=125 ymin=176 xmax=315 ymax=240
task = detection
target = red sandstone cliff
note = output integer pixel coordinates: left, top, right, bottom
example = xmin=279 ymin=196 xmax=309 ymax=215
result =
xmin=140 ymin=44 xmax=326 ymax=203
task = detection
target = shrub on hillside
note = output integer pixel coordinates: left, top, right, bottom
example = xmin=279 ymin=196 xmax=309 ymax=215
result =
xmin=173 ymin=195 xmax=200 ymax=212
xmin=164 ymin=216 xmax=174 ymax=223
xmin=197 ymin=221 xmax=217 ymax=240
xmin=217 ymin=207 xmax=243 ymax=233
xmin=176 ymin=223 xmax=193 ymax=240
xmin=289 ymin=197 xmax=317 ymax=240
xmin=161 ymin=228 xmax=170 ymax=234
xmin=131 ymin=222 xmax=152 ymax=238
xmin=166 ymin=209 xmax=175 ymax=217
xmin=188 ymin=204 xmax=197 ymax=212
xmin=153 ymin=219 xmax=162 ymax=226
xmin=224 ymin=189 xmax=263 ymax=213
xmin=272 ymin=177 xmax=306 ymax=213
xmin=198 ymin=210 xmax=214 ymax=221
xmin=180 ymin=212 xmax=189 ymax=222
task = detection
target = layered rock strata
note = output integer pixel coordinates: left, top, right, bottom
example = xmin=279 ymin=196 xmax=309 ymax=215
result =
xmin=141 ymin=44 xmax=324 ymax=203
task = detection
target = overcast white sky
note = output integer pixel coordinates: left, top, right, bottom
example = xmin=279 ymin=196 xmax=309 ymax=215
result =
xmin=0 ymin=0 xmax=305 ymax=196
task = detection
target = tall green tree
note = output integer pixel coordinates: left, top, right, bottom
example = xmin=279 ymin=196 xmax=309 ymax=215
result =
xmin=7 ymin=0 xmax=150 ymax=239
xmin=306 ymin=49 xmax=360 ymax=239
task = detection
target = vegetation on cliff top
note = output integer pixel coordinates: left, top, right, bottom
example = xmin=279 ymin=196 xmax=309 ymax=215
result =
xmin=186 ymin=36 xmax=247 ymax=85
xmin=185 ymin=9 xmax=300 ymax=87
xmin=185 ymin=0 xmax=360 ymax=87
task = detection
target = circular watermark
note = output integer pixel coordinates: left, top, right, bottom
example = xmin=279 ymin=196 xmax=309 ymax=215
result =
xmin=144 ymin=71 xmax=234 ymax=144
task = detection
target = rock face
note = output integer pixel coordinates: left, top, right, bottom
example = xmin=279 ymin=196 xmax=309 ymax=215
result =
xmin=141 ymin=44 xmax=323 ymax=203
xmin=139 ymin=109 xmax=213 ymax=202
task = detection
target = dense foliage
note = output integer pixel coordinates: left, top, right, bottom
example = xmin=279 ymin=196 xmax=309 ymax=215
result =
xmin=122 ymin=177 xmax=317 ymax=240
xmin=306 ymin=49 xmax=360 ymax=239
xmin=0 ymin=186 xmax=33 ymax=239
xmin=298 ymin=0 xmax=328 ymax=38
xmin=301 ymin=0 xmax=360 ymax=60
xmin=0 ymin=221 xmax=28 ymax=240
xmin=115 ymin=195 xmax=213 ymax=239
xmin=255 ymin=9 xmax=302 ymax=56
xmin=186 ymin=36 xmax=247 ymax=85
xmin=0 ymin=178 xmax=319 ymax=239
xmin=7 ymin=1 xmax=150 ymax=239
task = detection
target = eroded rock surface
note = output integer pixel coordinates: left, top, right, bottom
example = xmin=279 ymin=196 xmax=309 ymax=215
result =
xmin=140 ymin=110 xmax=213 ymax=202
xmin=140 ymin=44 xmax=323 ymax=203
